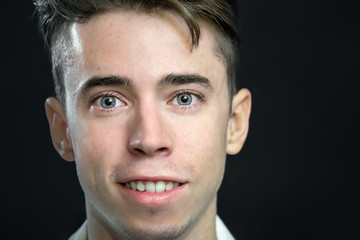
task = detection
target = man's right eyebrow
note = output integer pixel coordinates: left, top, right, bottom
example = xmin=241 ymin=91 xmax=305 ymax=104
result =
xmin=79 ymin=75 xmax=133 ymax=95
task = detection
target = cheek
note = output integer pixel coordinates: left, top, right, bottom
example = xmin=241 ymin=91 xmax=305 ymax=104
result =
xmin=71 ymin=118 xmax=127 ymax=158
xmin=175 ymin=119 xmax=227 ymax=206
xmin=69 ymin=119 xmax=127 ymax=192
xmin=175 ymin=111 xmax=229 ymax=181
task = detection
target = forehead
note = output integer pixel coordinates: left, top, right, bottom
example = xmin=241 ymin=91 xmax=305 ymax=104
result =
xmin=66 ymin=10 xmax=226 ymax=92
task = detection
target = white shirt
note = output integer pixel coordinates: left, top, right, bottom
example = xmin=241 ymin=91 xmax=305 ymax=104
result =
xmin=69 ymin=216 xmax=235 ymax=240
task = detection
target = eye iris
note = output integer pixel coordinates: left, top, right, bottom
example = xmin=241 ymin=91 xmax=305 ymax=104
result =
xmin=177 ymin=94 xmax=192 ymax=106
xmin=101 ymin=97 xmax=116 ymax=109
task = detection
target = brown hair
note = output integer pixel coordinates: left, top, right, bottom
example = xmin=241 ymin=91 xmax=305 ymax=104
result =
xmin=34 ymin=0 xmax=240 ymax=105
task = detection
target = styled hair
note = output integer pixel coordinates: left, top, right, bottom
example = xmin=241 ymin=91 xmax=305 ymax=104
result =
xmin=34 ymin=0 xmax=240 ymax=105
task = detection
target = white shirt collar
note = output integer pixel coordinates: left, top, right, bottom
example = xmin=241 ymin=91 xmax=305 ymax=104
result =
xmin=216 ymin=215 xmax=235 ymax=240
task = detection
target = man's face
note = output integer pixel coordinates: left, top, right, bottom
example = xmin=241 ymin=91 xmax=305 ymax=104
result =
xmin=60 ymin=10 xmax=233 ymax=239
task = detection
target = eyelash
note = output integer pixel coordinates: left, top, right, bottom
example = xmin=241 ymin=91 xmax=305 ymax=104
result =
xmin=90 ymin=92 xmax=120 ymax=103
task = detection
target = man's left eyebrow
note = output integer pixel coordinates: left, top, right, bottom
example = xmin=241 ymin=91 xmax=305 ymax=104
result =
xmin=157 ymin=73 xmax=213 ymax=90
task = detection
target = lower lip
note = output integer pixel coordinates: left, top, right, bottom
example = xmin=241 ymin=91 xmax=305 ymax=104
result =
xmin=119 ymin=183 xmax=186 ymax=207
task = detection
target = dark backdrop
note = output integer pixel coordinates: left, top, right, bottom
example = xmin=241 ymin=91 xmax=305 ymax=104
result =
xmin=1 ymin=1 xmax=359 ymax=239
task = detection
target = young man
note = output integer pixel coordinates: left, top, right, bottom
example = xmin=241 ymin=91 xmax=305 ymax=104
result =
xmin=35 ymin=0 xmax=251 ymax=239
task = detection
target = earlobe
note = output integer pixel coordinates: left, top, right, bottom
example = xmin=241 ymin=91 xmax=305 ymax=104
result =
xmin=45 ymin=97 xmax=75 ymax=162
xmin=226 ymin=89 xmax=252 ymax=155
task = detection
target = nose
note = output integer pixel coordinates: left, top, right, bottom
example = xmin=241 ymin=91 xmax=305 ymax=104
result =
xmin=128 ymin=103 xmax=172 ymax=157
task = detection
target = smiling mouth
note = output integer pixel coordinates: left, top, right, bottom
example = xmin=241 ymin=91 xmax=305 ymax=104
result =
xmin=120 ymin=180 xmax=183 ymax=193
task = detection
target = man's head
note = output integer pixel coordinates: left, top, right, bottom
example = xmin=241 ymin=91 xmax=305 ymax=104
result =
xmin=36 ymin=0 xmax=251 ymax=239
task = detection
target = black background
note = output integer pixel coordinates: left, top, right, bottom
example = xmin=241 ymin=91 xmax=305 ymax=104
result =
xmin=1 ymin=1 xmax=359 ymax=239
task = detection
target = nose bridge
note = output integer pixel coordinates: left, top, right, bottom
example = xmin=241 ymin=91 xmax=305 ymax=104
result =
xmin=139 ymin=101 xmax=163 ymax=136
xmin=128 ymin=98 xmax=171 ymax=156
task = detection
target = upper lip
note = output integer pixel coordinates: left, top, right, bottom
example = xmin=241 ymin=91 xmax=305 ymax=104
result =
xmin=117 ymin=176 xmax=187 ymax=184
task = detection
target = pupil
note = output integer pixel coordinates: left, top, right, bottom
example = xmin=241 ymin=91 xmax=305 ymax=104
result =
xmin=177 ymin=94 xmax=192 ymax=105
xmin=181 ymin=95 xmax=188 ymax=102
xmin=105 ymin=98 xmax=113 ymax=105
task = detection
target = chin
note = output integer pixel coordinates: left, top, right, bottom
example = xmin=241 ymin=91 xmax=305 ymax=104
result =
xmin=118 ymin=218 xmax=193 ymax=240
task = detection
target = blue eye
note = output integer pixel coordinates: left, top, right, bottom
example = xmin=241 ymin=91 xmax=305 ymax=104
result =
xmin=177 ymin=94 xmax=192 ymax=106
xmin=169 ymin=91 xmax=202 ymax=111
xmin=100 ymin=96 xmax=117 ymax=109
xmin=92 ymin=94 xmax=125 ymax=110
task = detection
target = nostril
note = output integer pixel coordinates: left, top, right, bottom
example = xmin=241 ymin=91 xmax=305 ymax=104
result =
xmin=157 ymin=147 xmax=167 ymax=152
xmin=154 ymin=147 xmax=170 ymax=156
xmin=134 ymin=148 xmax=146 ymax=154
xmin=130 ymin=145 xmax=170 ymax=156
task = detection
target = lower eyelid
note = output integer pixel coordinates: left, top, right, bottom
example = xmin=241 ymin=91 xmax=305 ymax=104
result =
xmin=175 ymin=102 xmax=201 ymax=112
xmin=90 ymin=101 xmax=125 ymax=115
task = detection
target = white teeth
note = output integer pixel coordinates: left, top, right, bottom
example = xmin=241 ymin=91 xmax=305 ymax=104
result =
xmin=145 ymin=181 xmax=155 ymax=193
xmin=155 ymin=181 xmax=165 ymax=193
xmin=130 ymin=181 xmax=137 ymax=190
xmin=136 ymin=181 xmax=145 ymax=192
xmin=165 ymin=181 xmax=173 ymax=191
xmin=126 ymin=180 xmax=180 ymax=192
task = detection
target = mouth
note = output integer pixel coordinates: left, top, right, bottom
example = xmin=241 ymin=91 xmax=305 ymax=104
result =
xmin=120 ymin=180 xmax=183 ymax=193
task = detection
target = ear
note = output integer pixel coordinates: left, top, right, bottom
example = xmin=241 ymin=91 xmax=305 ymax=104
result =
xmin=45 ymin=97 xmax=75 ymax=162
xmin=226 ymin=88 xmax=252 ymax=155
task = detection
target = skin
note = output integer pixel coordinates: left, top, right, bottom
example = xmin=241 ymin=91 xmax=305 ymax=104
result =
xmin=45 ymin=10 xmax=251 ymax=240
